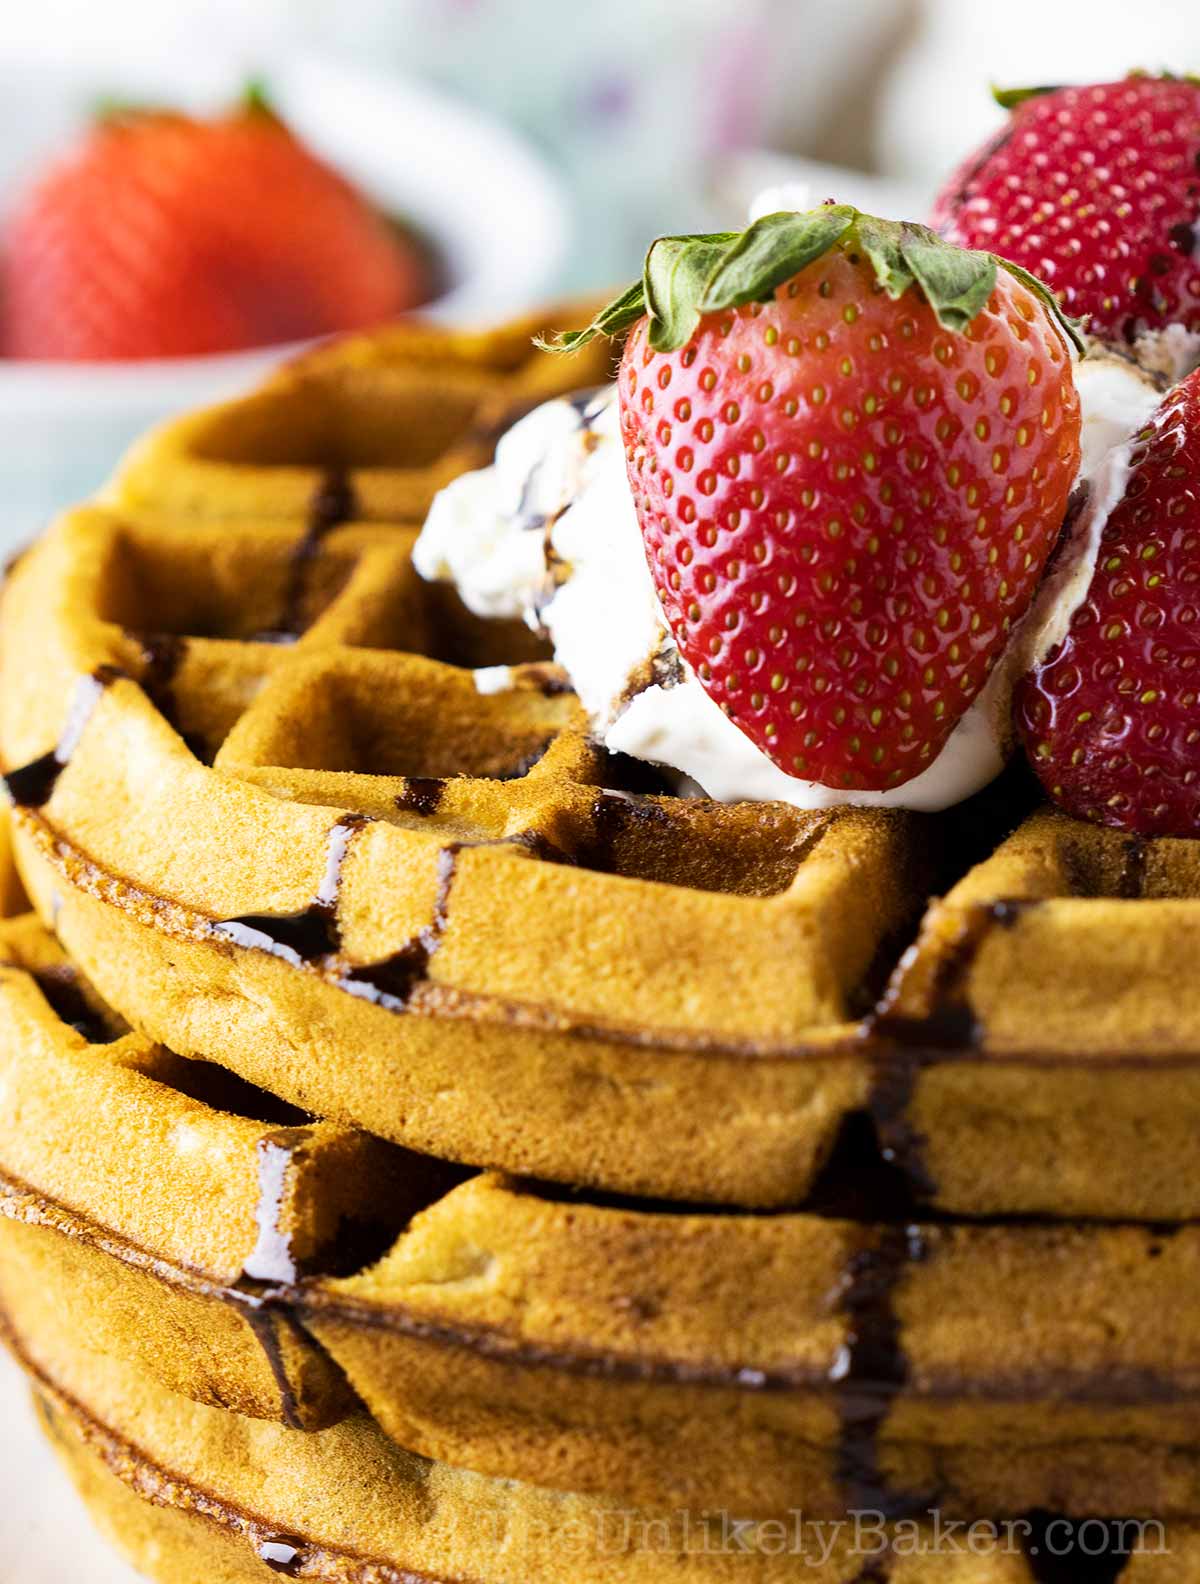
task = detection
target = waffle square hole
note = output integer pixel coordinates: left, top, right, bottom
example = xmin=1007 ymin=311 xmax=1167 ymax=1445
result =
xmin=573 ymin=792 xmax=828 ymax=898
xmin=93 ymin=520 xmax=356 ymax=644
xmin=189 ymin=368 xmax=489 ymax=472
xmin=419 ymin=581 xmax=553 ymax=671
xmin=232 ymin=651 xmax=576 ymax=782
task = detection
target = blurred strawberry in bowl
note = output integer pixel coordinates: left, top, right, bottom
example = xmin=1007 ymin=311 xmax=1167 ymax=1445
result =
xmin=0 ymin=85 xmax=435 ymax=361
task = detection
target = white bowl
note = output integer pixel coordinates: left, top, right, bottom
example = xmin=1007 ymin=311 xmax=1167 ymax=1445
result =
xmin=0 ymin=52 xmax=571 ymax=548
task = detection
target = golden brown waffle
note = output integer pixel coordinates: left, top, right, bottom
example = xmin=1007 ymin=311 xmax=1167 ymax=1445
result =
xmin=3 ymin=912 xmax=1200 ymax=1522
xmin=8 ymin=1296 xmax=1130 ymax=1584
xmin=876 ymin=807 xmax=1200 ymax=1217
xmin=2 ymin=308 xmax=1200 ymax=1578
xmin=0 ymin=466 xmax=927 ymax=1209
xmin=111 ymin=304 xmax=621 ymax=525
xmin=2 ymin=316 xmax=1200 ymax=1219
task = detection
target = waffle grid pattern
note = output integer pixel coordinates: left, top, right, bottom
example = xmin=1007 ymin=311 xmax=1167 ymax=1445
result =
xmin=0 ymin=310 xmax=1197 ymax=1581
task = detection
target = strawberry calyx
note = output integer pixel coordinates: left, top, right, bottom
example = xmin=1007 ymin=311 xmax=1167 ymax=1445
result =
xmin=92 ymin=79 xmax=280 ymax=132
xmin=993 ymin=70 xmax=1200 ymax=111
xmin=541 ymin=204 xmax=1084 ymax=357
xmin=991 ymin=83 xmax=1063 ymax=109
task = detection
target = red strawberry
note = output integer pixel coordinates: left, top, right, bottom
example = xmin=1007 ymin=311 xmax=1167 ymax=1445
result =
xmin=933 ymin=76 xmax=1200 ymax=353
xmin=1 ymin=90 xmax=431 ymax=361
xmin=1015 ymin=368 xmax=1200 ymax=834
xmin=552 ymin=207 xmax=1082 ymax=793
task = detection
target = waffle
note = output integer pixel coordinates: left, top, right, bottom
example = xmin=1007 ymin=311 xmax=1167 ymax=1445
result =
xmin=4 ymin=911 xmax=1200 ymax=1522
xmin=3 ymin=1296 xmax=1118 ymax=1584
xmin=2 ymin=325 xmax=1200 ymax=1221
xmin=0 ymin=478 xmax=926 ymax=1211
xmin=2 ymin=307 xmax=1199 ymax=1578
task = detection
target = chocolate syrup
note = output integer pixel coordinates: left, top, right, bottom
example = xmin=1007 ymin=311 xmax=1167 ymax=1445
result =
xmin=255 ymin=1536 xmax=306 ymax=1576
xmin=495 ymin=741 xmax=553 ymax=781
xmin=829 ymin=1224 xmax=930 ymax=1518
xmin=867 ymin=1049 xmax=937 ymax=1204
xmin=244 ymin=1127 xmax=315 ymax=1284
xmin=565 ymin=385 xmax=610 ymax=426
xmin=243 ymin=1305 xmax=305 ymax=1430
xmin=394 ymin=777 xmax=446 ymax=817
xmin=212 ymin=814 xmax=369 ymax=966
xmin=3 ymin=666 xmax=122 ymax=808
xmin=1117 ymin=837 xmax=1148 ymax=900
xmin=868 ymin=898 xmax=1033 ymax=1198
xmin=134 ymin=633 xmax=213 ymax=761
xmin=1021 ymin=1513 xmax=1132 ymax=1583
xmin=515 ymin=661 xmax=574 ymax=697
xmin=279 ymin=467 xmax=359 ymax=636
xmin=852 ymin=1560 xmax=893 ymax=1584
xmin=577 ymin=789 xmax=673 ymax=873
xmin=341 ymin=843 xmax=461 ymax=1009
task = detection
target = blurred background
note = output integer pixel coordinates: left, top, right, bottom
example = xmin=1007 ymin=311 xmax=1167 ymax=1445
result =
xmin=1 ymin=9 xmax=1198 ymax=1571
xmin=0 ymin=0 xmax=1194 ymax=533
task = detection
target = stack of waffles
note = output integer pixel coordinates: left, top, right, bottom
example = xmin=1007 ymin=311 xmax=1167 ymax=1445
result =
xmin=1 ymin=308 xmax=1199 ymax=1584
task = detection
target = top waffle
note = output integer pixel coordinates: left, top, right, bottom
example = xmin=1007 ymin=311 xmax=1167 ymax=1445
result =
xmin=2 ymin=305 xmax=1200 ymax=1218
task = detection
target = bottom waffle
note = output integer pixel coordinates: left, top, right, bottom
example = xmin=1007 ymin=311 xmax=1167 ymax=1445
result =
xmin=12 ymin=1304 xmax=1158 ymax=1584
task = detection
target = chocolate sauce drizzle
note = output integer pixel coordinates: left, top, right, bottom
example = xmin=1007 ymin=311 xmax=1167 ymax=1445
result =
xmin=211 ymin=814 xmax=484 ymax=1011
xmin=1021 ymin=1513 xmax=1133 ymax=1583
xmin=852 ymin=1559 xmax=893 ymax=1584
xmin=341 ymin=843 xmax=461 ymax=1009
xmin=244 ymin=1126 xmax=316 ymax=1284
xmin=868 ymin=899 xmax=1032 ymax=1199
xmin=829 ymin=1223 xmax=930 ymax=1518
xmin=135 ymin=634 xmax=211 ymax=762
xmin=278 ymin=467 xmax=359 ymax=637
xmin=394 ymin=777 xmax=446 ymax=817
xmin=139 ymin=632 xmax=185 ymax=700
xmin=515 ymin=387 xmax=611 ymax=638
xmin=577 ymin=788 xmax=674 ymax=873
xmin=242 ymin=1304 xmax=306 ymax=1431
xmin=1117 ymin=837 xmax=1148 ymax=900
xmin=255 ymin=1535 xmax=306 ymax=1577
xmin=212 ymin=814 xmax=369 ymax=966
xmin=824 ymin=896 xmax=1041 ymax=1519
xmin=3 ymin=666 xmax=122 ymax=808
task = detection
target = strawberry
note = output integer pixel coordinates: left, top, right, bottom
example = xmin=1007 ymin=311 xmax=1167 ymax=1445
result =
xmin=1 ymin=89 xmax=431 ymax=361
xmin=550 ymin=207 xmax=1082 ymax=792
xmin=1015 ymin=368 xmax=1200 ymax=835
xmin=933 ymin=76 xmax=1200 ymax=354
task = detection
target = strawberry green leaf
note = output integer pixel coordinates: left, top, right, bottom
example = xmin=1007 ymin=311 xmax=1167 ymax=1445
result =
xmin=643 ymin=232 xmax=741 ymax=352
xmin=697 ymin=207 xmax=856 ymax=315
xmin=992 ymin=83 xmax=1061 ymax=109
xmin=241 ymin=78 xmax=279 ymax=120
xmin=533 ymin=279 xmax=647 ymax=353
xmin=898 ymin=224 xmax=998 ymax=333
xmin=538 ymin=202 xmax=1083 ymax=357
xmin=855 ymin=214 xmax=916 ymax=299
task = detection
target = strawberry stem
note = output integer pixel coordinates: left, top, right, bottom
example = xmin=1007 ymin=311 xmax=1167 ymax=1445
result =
xmin=240 ymin=77 xmax=279 ymax=121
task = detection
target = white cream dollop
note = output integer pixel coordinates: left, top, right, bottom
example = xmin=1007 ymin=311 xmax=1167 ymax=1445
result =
xmin=414 ymin=358 xmax=1159 ymax=812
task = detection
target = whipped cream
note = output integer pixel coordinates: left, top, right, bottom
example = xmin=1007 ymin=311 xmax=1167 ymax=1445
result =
xmin=1072 ymin=350 xmax=1162 ymax=480
xmin=415 ymin=349 xmax=1159 ymax=812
